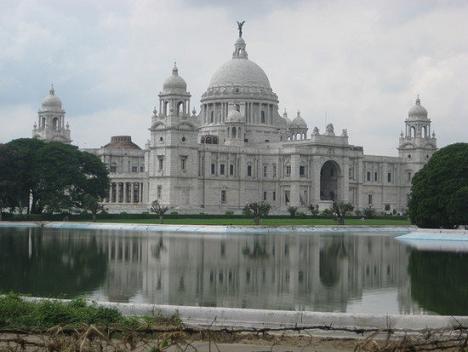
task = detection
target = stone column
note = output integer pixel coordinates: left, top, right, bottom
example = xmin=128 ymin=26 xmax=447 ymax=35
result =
xmin=290 ymin=154 xmax=300 ymax=207
xmin=312 ymin=156 xmax=321 ymax=205
xmin=342 ymin=159 xmax=350 ymax=202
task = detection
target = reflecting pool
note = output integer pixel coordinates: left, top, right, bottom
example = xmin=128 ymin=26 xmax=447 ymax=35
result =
xmin=0 ymin=227 xmax=467 ymax=315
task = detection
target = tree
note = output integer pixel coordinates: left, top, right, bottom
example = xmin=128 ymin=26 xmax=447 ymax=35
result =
xmin=151 ymin=200 xmax=169 ymax=223
xmin=81 ymin=194 xmax=106 ymax=222
xmin=1 ymin=139 xmax=109 ymax=215
xmin=287 ymin=206 xmax=297 ymax=217
xmin=308 ymin=204 xmax=319 ymax=216
xmin=408 ymin=143 xmax=468 ymax=228
xmin=243 ymin=201 xmax=271 ymax=225
xmin=363 ymin=205 xmax=375 ymax=219
xmin=0 ymin=144 xmax=19 ymax=220
xmin=331 ymin=201 xmax=354 ymax=225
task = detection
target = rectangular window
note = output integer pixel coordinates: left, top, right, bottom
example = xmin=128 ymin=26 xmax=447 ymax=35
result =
xmin=247 ymin=165 xmax=252 ymax=177
xmin=299 ymin=165 xmax=305 ymax=177
xmin=132 ymin=166 xmax=138 ymax=173
xmin=110 ymin=165 xmax=117 ymax=173
xmin=157 ymin=185 xmax=162 ymax=199
xmin=367 ymin=171 xmax=371 ymax=181
xmin=220 ymin=164 xmax=225 ymax=175
xmin=374 ymin=172 xmax=378 ymax=182
xmin=221 ymin=190 xmax=226 ymax=203
xmin=140 ymin=166 xmax=144 ymax=172
xmin=273 ymin=191 xmax=276 ymax=201
xmin=263 ymin=165 xmax=267 ymax=177
xmin=211 ymin=163 xmax=216 ymax=175
xmin=349 ymin=167 xmax=354 ymax=179
xmin=286 ymin=165 xmax=291 ymax=177
xmin=368 ymin=194 xmax=373 ymax=205
xmin=263 ymin=191 xmax=267 ymax=201
xmin=158 ymin=157 xmax=164 ymax=171
xmin=230 ymin=164 xmax=234 ymax=176
xmin=387 ymin=172 xmax=392 ymax=183
xmin=285 ymin=190 xmax=290 ymax=204
xmin=273 ymin=164 xmax=277 ymax=178
xmin=181 ymin=156 xmax=187 ymax=171
xmin=407 ymin=172 xmax=412 ymax=182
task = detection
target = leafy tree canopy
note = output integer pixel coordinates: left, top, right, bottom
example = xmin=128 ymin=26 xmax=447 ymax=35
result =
xmin=0 ymin=138 xmax=109 ymax=215
xmin=408 ymin=143 xmax=468 ymax=228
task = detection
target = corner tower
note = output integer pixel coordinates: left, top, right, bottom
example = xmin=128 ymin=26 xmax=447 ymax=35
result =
xmin=33 ymin=85 xmax=71 ymax=144
xmin=398 ymin=96 xmax=437 ymax=163
xmin=398 ymin=96 xmax=437 ymax=206
xmin=147 ymin=64 xmax=199 ymax=209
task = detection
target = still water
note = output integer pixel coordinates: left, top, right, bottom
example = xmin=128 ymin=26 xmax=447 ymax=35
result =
xmin=0 ymin=227 xmax=467 ymax=316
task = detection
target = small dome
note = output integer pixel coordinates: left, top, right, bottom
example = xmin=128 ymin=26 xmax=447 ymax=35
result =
xmin=408 ymin=96 xmax=428 ymax=119
xmin=290 ymin=111 xmax=307 ymax=129
xmin=41 ymin=85 xmax=62 ymax=110
xmin=226 ymin=109 xmax=245 ymax=123
xmin=163 ymin=64 xmax=187 ymax=92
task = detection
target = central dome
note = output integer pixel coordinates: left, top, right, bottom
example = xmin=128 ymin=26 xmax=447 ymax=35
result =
xmin=208 ymin=58 xmax=271 ymax=90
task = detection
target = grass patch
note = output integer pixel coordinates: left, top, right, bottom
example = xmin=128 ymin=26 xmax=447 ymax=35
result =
xmin=0 ymin=294 xmax=174 ymax=330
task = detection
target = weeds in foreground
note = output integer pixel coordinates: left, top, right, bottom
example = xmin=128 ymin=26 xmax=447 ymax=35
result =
xmin=1 ymin=295 xmax=467 ymax=351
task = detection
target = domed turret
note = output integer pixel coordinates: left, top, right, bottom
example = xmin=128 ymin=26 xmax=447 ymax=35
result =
xmin=41 ymin=85 xmax=63 ymax=111
xmin=290 ymin=111 xmax=307 ymax=128
xmin=408 ymin=96 xmax=428 ymax=120
xmin=33 ymin=84 xmax=71 ymax=144
xmin=162 ymin=63 xmax=187 ymax=93
xmin=289 ymin=111 xmax=308 ymax=141
xmin=158 ymin=64 xmax=191 ymax=120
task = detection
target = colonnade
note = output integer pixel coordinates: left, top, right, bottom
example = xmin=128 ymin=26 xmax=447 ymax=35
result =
xmin=106 ymin=182 xmax=145 ymax=204
xmin=201 ymin=102 xmax=276 ymax=125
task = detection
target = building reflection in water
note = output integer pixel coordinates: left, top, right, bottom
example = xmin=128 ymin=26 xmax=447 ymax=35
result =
xmin=88 ymin=231 xmax=419 ymax=314
xmin=0 ymin=227 xmax=429 ymax=314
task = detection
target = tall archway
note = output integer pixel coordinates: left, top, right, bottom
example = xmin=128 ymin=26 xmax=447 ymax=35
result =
xmin=320 ymin=160 xmax=341 ymax=201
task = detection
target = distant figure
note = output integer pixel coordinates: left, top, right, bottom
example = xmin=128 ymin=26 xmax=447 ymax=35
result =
xmin=237 ymin=20 xmax=245 ymax=37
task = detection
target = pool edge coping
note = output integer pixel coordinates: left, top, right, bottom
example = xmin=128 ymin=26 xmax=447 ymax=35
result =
xmin=22 ymin=297 xmax=468 ymax=331
xmin=0 ymin=221 xmax=416 ymax=234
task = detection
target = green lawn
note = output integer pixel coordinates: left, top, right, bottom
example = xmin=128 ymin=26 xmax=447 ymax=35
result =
xmin=97 ymin=217 xmax=411 ymax=226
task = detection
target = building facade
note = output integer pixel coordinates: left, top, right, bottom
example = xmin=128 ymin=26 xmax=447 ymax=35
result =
xmin=34 ymin=28 xmax=437 ymax=214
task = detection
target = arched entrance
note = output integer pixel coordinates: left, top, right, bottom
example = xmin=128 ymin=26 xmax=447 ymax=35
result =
xmin=320 ymin=160 xmax=341 ymax=201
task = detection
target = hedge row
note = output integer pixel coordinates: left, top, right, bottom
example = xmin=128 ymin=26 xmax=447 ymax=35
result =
xmin=1 ymin=212 xmax=408 ymax=221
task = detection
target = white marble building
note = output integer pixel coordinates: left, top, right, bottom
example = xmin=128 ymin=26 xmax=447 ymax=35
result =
xmin=34 ymin=26 xmax=437 ymax=214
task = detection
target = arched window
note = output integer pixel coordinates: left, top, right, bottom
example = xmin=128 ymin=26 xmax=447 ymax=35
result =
xmin=261 ymin=111 xmax=265 ymax=123
xmin=232 ymin=127 xmax=237 ymax=138
xmin=422 ymin=126 xmax=427 ymax=137
xmin=52 ymin=118 xmax=59 ymax=130
xmin=41 ymin=117 xmax=46 ymax=128
xmin=210 ymin=111 xmax=214 ymax=123
xmin=410 ymin=126 xmax=416 ymax=138
xmin=177 ymin=101 xmax=184 ymax=116
xmin=164 ymin=101 xmax=168 ymax=115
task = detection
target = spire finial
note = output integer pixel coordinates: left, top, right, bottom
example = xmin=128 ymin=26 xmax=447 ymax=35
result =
xmin=416 ymin=94 xmax=421 ymax=105
xmin=172 ymin=61 xmax=178 ymax=75
xmin=236 ymin=20 xmax=245 ymax=38
xmin=49 ymin=83 xmax=55 ymax=96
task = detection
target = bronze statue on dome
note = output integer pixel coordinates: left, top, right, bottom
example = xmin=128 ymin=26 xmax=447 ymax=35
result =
xmin=237 ymin=20 xmax=245 ymax=38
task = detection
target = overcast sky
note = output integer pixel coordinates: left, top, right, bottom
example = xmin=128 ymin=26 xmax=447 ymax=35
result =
xmin=1 ymin=0 xmax=467 ymax=155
